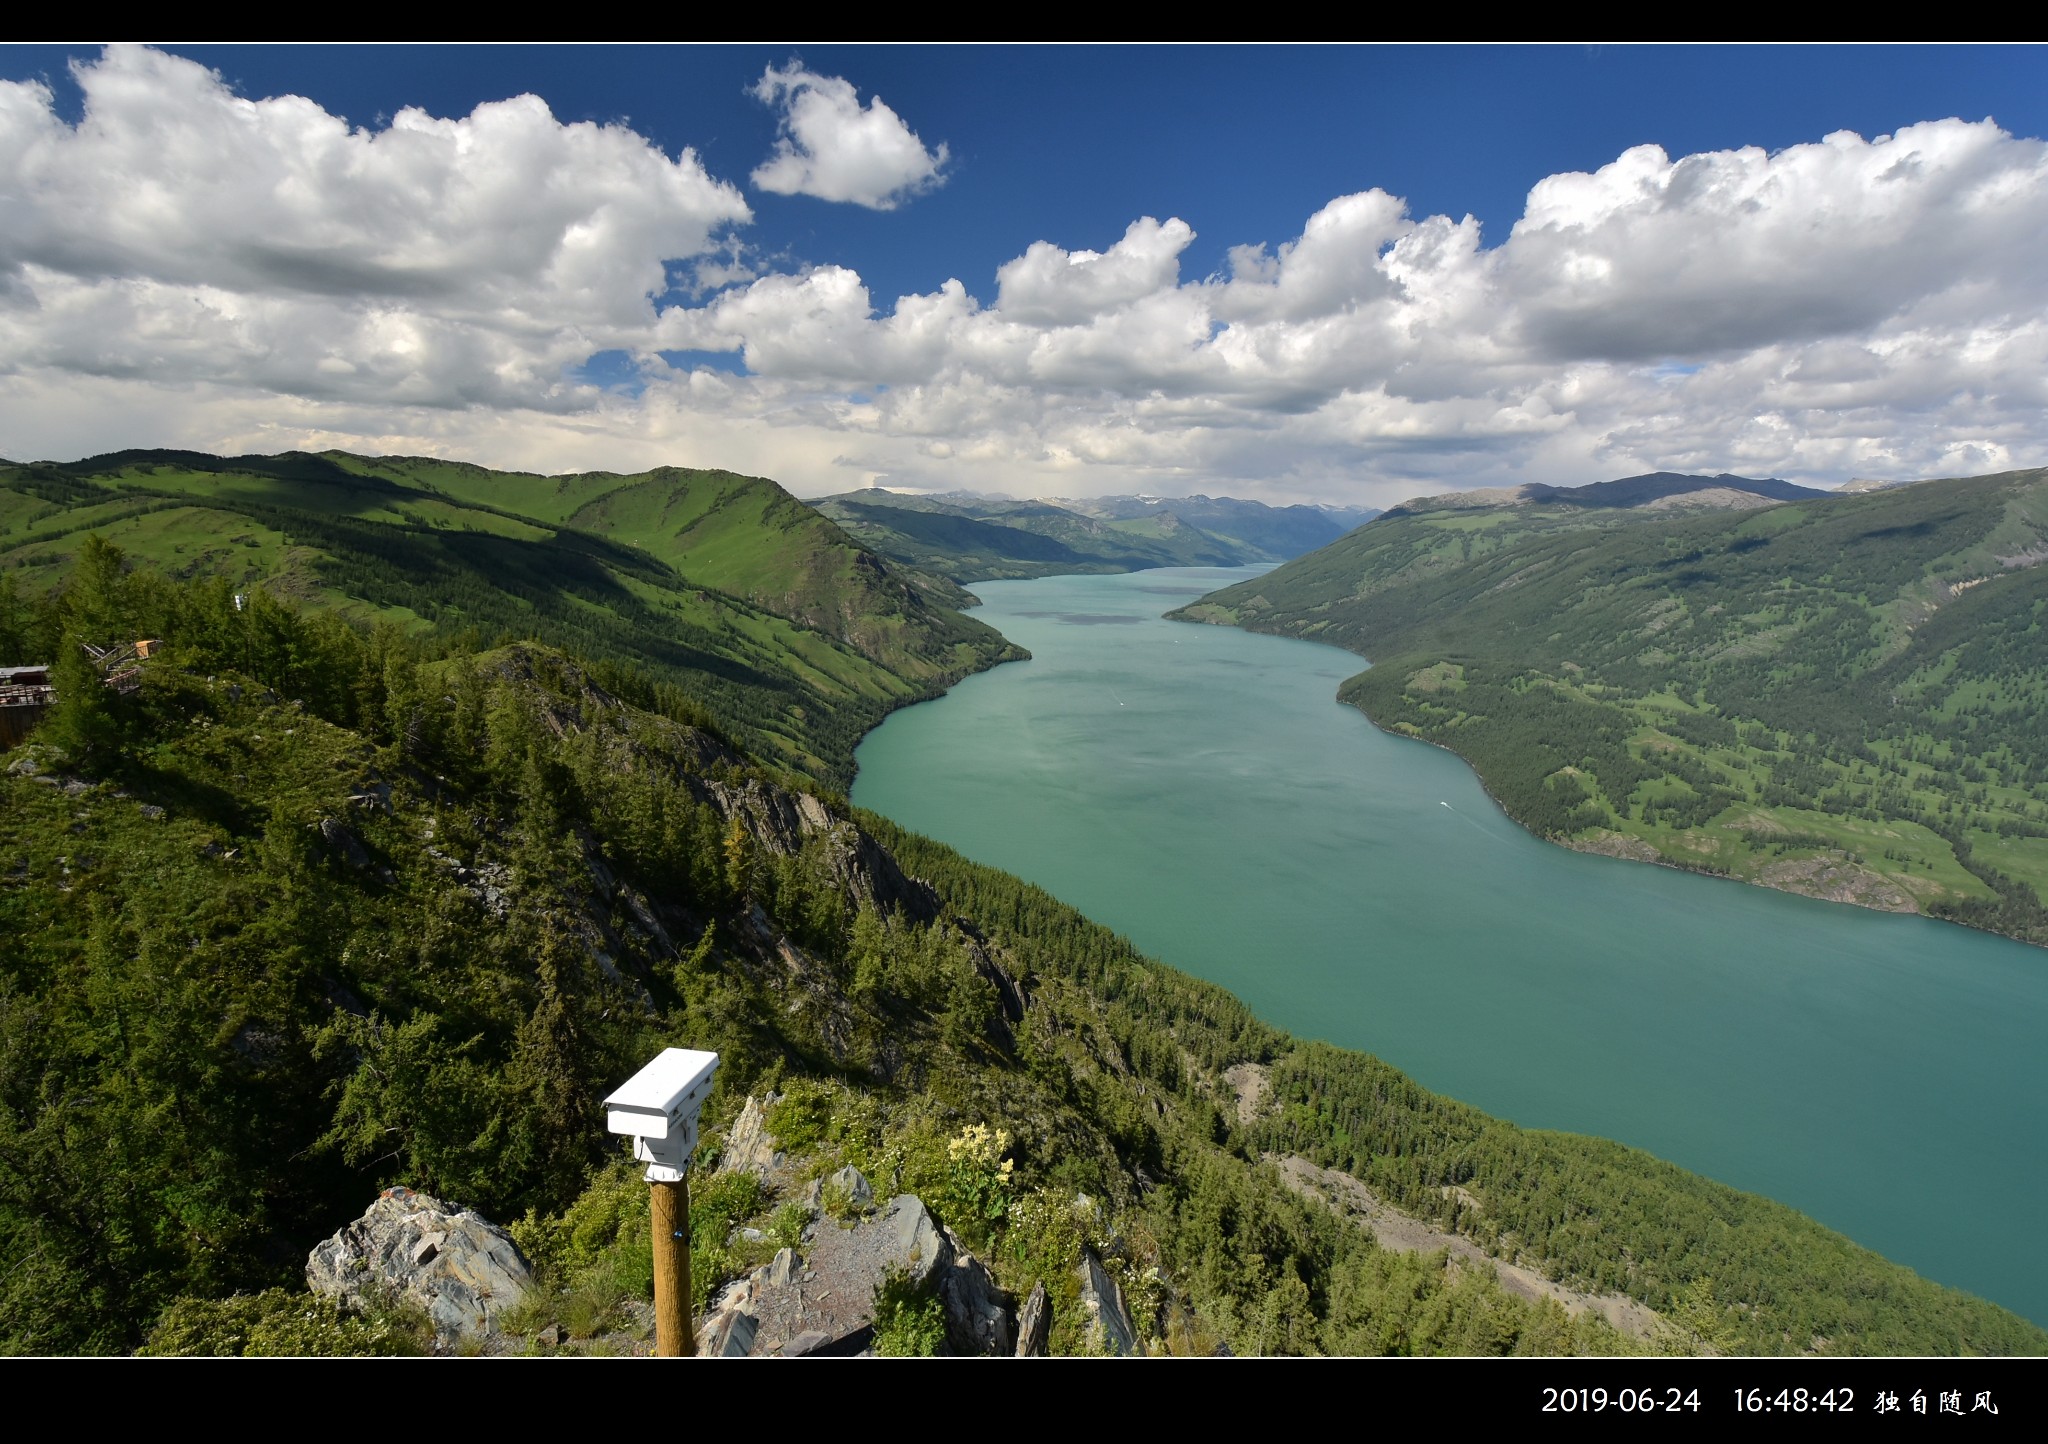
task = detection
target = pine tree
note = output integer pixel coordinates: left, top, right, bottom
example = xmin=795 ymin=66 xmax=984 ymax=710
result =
xmin=722 ymin=812 xmax=756 ymax=902
xmin=43 ymin=632 xmax=119 ymax=763
xmin=511 ymin=926 xmax=594 ymax=1206
xmin=0 ymin=572 xmax=27 ymax=662
xmin=66 ymin=533 xmax=130 ymax=644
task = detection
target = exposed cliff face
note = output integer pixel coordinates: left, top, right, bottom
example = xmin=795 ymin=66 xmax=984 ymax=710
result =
xmin=703 ymin=776 xmax=938 ymax=922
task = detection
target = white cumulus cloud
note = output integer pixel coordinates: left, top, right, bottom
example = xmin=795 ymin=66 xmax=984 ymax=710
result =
xmin=748 ymin=64 xmax=948 ymax=210
xmin=995 ymin=218 xmax=1196 ymax=325
xmin=657 ymin=118 xmax=2048 ymax=501
xmin=1498 ymin=122 xmax=2048 ymax=362
xmin=3 ymin=51 xmax=2045 ymax=509
xmin=0 ymin=44 xmax=750 ymax=410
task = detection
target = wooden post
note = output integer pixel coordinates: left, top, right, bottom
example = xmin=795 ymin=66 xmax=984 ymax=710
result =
xmin=651 ymin=1173 xmax=695 ymax=1356
xmin=603 ymin=1047 xmax=717 ymax=1359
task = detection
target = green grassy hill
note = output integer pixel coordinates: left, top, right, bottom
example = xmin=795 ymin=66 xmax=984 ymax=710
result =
xmin=4 ymin=541 xmax=2039 ymax=1356
xmin=1174 ymin=469 xmax=2048 ymax=945
xmin=0 ymin=451 xmax=1020 ymax=787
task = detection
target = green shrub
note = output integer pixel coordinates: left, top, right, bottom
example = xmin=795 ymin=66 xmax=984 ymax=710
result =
xmin=686 ymin=1169 xmax=768 ymax=1312
xmin=1003 ymin=1188 xmax=1089 ymax=1297
xmin=765 ymin=1082 xmax=834 ymax=1153
xmin=769 ymin=1201 xmax=811 ymax=1251
xmin=560 ymin=1257 xmax=630 ymax=1341
xmin=871 ymin=1268 xmax=946 ymax=1357
xmin=509 ymin=1157 xmax=649 ymax=1276
xmin=140 ymin=1289 xmax=431 ymax=1357
xmin=822 ymin=1176 xmax=872 ymax=1224
xmin=691 ymin=1168 xmax=764 ymax=1229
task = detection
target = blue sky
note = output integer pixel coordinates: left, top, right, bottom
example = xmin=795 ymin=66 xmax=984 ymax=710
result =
xmin=2 ymin=44 xmax=2045 ymax=504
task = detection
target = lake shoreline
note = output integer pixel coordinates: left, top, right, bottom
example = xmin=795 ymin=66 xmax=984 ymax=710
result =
xmin=1172 ymin=607 xmax=2047 ymax=955
xmin=853 ymin=565 xmax=2048 ymax=1328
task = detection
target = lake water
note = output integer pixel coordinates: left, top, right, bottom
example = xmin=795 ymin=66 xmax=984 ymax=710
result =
xmin=851 ymin=566 xmax=2048 ymax=1328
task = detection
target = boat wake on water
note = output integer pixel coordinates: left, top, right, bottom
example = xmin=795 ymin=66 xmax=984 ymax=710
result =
xmin=1440 ymin=800 xmax=1505 ymax=845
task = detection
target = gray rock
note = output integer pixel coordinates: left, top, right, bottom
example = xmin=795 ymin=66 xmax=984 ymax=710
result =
xmin=936 ymin=1231 xmax=1014 ymax=1356
xmin=1077 ymin=1248 xmax=1142 ymax=1356
xmin=718 ymin=1093 xmax=785 ymax=1180
xmin=316 ymin=815 xmax=371 ymax=870
xmin=704 ymin=1269 xmax=770 ymax=1351
xmin=884 ymin=1194 xmax=952 ymax=1288
xmin=703 ymin=1308 xmax=759 ymax=1357
xmin=305 ymin=1186 xmax=532 ymax=1344
xmin=694 ymin=1192 xmax=1014 ymax=1358
xmin=1015 ymin=1280 xmax=1050 ymax=1356
xmin=827 ymin=1163 xmax=873 ymax=1210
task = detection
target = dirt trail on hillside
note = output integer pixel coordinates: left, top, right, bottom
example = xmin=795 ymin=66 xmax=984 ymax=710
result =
xmin=1268 ymin=1153 xmax=1663 ymax=1342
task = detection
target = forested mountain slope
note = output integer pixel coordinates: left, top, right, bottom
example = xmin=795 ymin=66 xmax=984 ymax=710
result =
xmin=808 ymin=490 xmax=1376 ymax=584
xmin=0 ymin=451 xmax=1019 ymax=786
xmin=1048 ymin=493 xmax=1379 ymax=558
xmin=2 ymin=540 xmax=2040 ymax=1356
xmin=1174 ymin=469 xmax=2048 ymax=945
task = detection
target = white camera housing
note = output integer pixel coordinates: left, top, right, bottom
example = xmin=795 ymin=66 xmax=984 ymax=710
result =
xmin=604 ymin=1047 xmax=719 ymax=1183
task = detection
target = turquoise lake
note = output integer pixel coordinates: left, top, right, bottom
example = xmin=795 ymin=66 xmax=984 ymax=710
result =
xmin=851 ymin=566 xmax=2048 ymax=1328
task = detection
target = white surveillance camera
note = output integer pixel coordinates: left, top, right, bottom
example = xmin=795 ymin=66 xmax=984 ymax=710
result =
xmin=604 ymin=1047 xmax=719 ymax=1182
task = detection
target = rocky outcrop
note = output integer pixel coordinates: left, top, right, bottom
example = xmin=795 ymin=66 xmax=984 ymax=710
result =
xmin=1015 ymin=1280 xmax=1050 ymax=1356
xmin=1268 ymin=1152 xmax=1664 ymax=1342
xmin=1077 ymin=1248 xmax=1142 ymax=1356
xmin=704 ymin=778 xmax=938 ymax=922
xmin=701 ymin=1307 xmax=759 ymax=1357
xmin=717 ymin=1093 xmax=786 ymax=1181
xmin=890 ymin=1194 xmax=950 ymax=1288
xmin=940 ymin=1243 xmax=1014 ymax=1356
xmin=1562 ymin=829 xmax=1662 ymax=864
xmin=828 ymin=1163 xmax=874 ymax=1210
xmin=696 ymin=1192 xmax=1014 ymax=1357
xmin=1757 ymin=854 xmax=1918 ymax=913
xmin=1223 ymin=1061 xmax=1272 ymax=1126
xmin=305 ymin=1186 xmax=532 ymax=1344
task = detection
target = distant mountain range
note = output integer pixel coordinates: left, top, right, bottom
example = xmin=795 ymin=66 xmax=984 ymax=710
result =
xmin=1380 ymin=471 xmax=1828 ymax=519
xmin=807 ymin=489 xmax=1378 ymax=583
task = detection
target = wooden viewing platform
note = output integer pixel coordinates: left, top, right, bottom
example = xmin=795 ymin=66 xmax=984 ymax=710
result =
xmin=0 ymin=641 xmax=160 ymax=747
